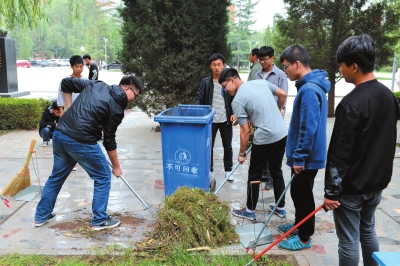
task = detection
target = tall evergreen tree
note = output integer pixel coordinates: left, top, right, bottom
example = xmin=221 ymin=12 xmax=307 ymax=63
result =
xmin=119 ymin=0 xmax=231 ymax=116
xmin=274 ymin=0 xmax=400 ymax=117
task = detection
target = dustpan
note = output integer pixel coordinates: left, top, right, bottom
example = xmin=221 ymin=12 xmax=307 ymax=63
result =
xmin=14 ymin=185 xmax=42 ymax=202
xmin=235 ymin=223 xmax=273 ymax=248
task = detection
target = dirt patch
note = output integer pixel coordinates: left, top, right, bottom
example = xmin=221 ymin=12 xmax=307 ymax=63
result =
xmin=49 ymin=212 xmax=148 ymax=240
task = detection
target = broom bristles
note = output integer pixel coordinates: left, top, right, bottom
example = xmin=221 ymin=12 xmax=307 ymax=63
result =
xmin=2 ymin=139 xmax=36 ymax=196
xmin=2 ymin=166 xmax=31 ymax=196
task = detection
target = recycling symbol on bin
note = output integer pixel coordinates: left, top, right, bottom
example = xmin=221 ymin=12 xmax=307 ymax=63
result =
xmin=175 ymin=149 xmax=191 ymax=165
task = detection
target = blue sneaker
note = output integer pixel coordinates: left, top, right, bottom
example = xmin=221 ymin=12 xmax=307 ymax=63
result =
xmin=269 ymin=205 xmax=286 ymax=218
xmin=279 ymin=235 xmax=312 ymax=251
xmin=232 ymin=208 xmax=256 ymax=221
xmin=278 ymin=223 xmax=298 ymax=235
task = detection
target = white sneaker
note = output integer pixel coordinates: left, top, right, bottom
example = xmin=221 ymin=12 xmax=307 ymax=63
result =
xmin=72 ymin=164 xmax=78 ymax=171
xmin=41 ymin=141 xmax=49 ymax=147
xmin=226 ymin=171 xmax=234 ymax=181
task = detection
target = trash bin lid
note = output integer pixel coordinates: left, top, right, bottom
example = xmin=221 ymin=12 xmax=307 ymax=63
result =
xmin=154 ymin=104 xmax=216 ymax=124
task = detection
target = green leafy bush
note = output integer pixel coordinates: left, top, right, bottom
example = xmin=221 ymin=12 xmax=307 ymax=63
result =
xmin=0 ymin=98 xmax=51 ymax=130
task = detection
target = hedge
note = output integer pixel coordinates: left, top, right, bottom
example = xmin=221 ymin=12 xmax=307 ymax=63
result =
xmin=0 ymin=98 xmax=51 ymax=130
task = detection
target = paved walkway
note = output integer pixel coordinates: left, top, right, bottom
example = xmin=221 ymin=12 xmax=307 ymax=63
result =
xmin=0 ymin=107 xmax=399 ymax=265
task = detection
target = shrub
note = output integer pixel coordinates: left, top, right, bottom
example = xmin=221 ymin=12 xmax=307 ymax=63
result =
xmin=0 ymin=98 xmax=51 ymax=130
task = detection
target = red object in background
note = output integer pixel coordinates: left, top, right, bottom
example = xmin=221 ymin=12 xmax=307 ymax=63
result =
xmin=16 ymin=60 xmax=31 ymax=68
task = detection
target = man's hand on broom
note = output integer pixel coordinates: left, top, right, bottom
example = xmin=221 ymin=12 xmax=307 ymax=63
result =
xmin=112 ymin=166 xmax=122 ymax=178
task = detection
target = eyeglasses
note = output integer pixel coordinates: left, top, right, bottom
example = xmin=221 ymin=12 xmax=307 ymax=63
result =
xmin=258 ymin=57 xmax=271 ymax=63
xmin=126 ymin=85 xmax=139 ymax=98
xmin=283 ymin=60 xmax=302 ymax=71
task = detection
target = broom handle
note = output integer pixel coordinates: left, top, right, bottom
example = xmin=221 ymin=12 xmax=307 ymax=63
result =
xmin=24 ymin=139 xmax=36 ymax=166
xmin=246 ymin=204 xmax=325 ymax=265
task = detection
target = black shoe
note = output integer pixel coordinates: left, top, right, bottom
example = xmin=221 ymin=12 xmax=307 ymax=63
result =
xmin=34 ymin=213 xmax=56 ymax=227
xmin=264 ymin=178 xmax=274 ymax=190
xmin=92 ymin=216 xmax=121 ymax=231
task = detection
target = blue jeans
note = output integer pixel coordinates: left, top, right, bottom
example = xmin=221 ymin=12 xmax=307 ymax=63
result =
xmin=333 ymin=191 xmax=382 ymax=266
xmin=39 ymin=127 xmax=53 ymax=141
xmin=35 ymin=130 xmax=112 ymax=225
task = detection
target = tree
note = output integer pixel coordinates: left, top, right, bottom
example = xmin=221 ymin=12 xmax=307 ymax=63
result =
xmin=274 ymin=0 xmax=400 ymax=117
xmin=119 ymin=0 xmax=231 ymax=116
xmin=227 ymin=0 xmax=259 ymax=69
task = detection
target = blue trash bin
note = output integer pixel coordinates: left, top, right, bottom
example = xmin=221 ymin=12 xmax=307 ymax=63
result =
xmin=154 ymin=104 xmax=216 ymax=196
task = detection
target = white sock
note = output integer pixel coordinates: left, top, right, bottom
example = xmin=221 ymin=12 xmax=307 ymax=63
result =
xmin=276 ymin=207 xmax=285 ymax=211
xmin=246 ymin=207 xmax=255 ymax=213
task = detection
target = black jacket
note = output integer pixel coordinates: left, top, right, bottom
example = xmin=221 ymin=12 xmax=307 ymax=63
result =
xmin=324 ymin=80 xmax=399 ymax=200
xmin=39 ymin=106 xmax=60 ymax=133
xmin=194 ymin=76 xmax=233 ymax=123
xmin=57 ymin=77 xmax=128 ymax=151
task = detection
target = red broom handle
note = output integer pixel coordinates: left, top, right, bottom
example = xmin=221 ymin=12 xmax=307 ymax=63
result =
xmin=246 ymin=204 xmax=324 ymax=265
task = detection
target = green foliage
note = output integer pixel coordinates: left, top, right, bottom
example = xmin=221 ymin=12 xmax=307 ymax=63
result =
xmin=119 ymin=0 xmax=231 ymax=116
xmin=149 ymin=187 xmax=238 ymax=250
xmin=228 ymin=0 xmax=259 ymax=69
xmin=274 ymin=0 xmax=400 ymax=116
xmin=9 ymin=0 xmax=121 ymax=62
xmin=0 ymin=98 xmax=51 ymax=130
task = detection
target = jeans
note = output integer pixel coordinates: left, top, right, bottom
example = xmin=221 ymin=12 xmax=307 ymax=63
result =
xmin=334 ymin=191 xmax=382 ymax=266
xmin=39 ymin=127 xmax=53 ymax=142
xmin=211 ymin=122 xmax=233 ymax=172
xmin=290 ymin=169 xmax=318 ymax=242
xmin=246 ymin=137 xmax=286 ymax=210
xmin=35 ymin=130 xmax=112 ymax=225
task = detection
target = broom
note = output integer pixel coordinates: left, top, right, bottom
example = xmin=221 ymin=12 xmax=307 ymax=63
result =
xmin=2 ymin=139 xmax=36 ymax=196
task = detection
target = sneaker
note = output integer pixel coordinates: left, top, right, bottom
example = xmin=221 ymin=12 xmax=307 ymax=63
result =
xmin=263 ymin=178 xmax=274 ymax=190
xmin=41 ymin=141 xmax=49 ymax=147
xmin=279 ymin=235 xmax=312 ymax=251
xmin=92 ymin=216 xmax=121 ymax=231
xmin=278 ymin=223 xmax=298 ymax=235
xmin=232 ymin=208 xmax=256 ymax=221
xmin=226 ymin=171 xmax=234 ymax=181
xmin=34 ymin=213 xmax=56 ymax=227
xmin=72 ymin=164 xmax=77 ymax=171
xmin=268 ymin=205 xmax=286 ymax=218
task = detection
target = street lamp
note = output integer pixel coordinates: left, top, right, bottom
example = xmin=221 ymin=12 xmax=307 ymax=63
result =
xmin=103 ymin=38 xmax=108 ymax=67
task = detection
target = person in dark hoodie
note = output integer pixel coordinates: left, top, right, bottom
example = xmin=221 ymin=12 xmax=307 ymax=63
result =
xmin=324 ymin=34 xmax=398 ymax=266
xmin=34 ymin=75 xmax=142 ymax=231
xmin=277 ymin=44 xmax=331 ymax=251
xmin=39 ymin=102 xmax=62 ymax=147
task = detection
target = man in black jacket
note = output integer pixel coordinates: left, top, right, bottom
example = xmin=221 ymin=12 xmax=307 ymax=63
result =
xmin=324 ymin=34 xmax=399 ymax=265
xmin=194 ymin=53 xmax=236 ymax=181
xmin=34 ymin=75 xmax=142 ymax=231
xmin=39 ymin=102 xmax=61 ymax=147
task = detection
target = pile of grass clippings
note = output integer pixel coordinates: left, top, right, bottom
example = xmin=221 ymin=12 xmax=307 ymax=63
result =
xmin=139 ymin=187 xmax=238 ymax=251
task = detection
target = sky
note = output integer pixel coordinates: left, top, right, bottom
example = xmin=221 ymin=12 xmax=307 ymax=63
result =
xmin=250 ymin=0 xmax=286 ymax=31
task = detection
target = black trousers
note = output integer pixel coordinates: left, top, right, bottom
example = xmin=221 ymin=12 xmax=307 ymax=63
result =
xmin=246 ymin=136 xmax=287 ymax=210
xmin=290 ymin=169 xmax=318 ymax=242
xmin=211 ymin=122 xmax=233 ymax=172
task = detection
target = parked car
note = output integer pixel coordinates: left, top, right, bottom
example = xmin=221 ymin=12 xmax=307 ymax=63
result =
xmin=103 ymin=62 xmax=122 ymax=70
xmin=16 ymin=60 xmax=31 ymax=68
xmin=49 ymin=59 xmax=62 ymax=67
xmin=40 ymin=60 xmax=53 ymax=67
xmin=30 ymin=60 xmax=41 ymax=67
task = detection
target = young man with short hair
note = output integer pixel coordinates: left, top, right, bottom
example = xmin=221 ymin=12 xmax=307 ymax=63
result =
xmin=39 ymin=102 xmax=61 ymax=147
xmin=278 ymin=44 xmax=330 ymax=251
xmin=34 ymin=75 xmax=142 ymax=231
xmin=83 ymin=54 xmax=99 ymax=80
xmin=218 ymin=68 xmax=287 ymax=221
xmin=194 ymin=54 xmax=236 ymax=181
xmin=254 ymin=46 xmax=289 ymax=197
xmin=324 ymin=34 xmax=399 ymax=265
xmin=247 ymin=48 xmax=262 ymax=81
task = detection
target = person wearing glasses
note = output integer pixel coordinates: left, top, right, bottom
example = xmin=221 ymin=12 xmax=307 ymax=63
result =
xmin=34 ymin=74 xmax=142 ymax=231
xmin=277 ymin=44 xmax=330 ymax=251
xmin=218 ymin=68 xmax=287 ymax=221
xmin=254 ymin=46 xmax=289 ymax=202
xmin=194 ymin=53 xmax=236 ymax=181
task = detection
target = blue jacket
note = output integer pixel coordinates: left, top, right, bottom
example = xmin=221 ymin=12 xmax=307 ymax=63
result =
xmin=286 ymin=69 xmax=330 ymax=169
